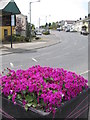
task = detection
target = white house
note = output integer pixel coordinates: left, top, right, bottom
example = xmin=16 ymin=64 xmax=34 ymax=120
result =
xmin=73 ymin=17 xmax=88 ymax=33
xmin=64 ymin=20 xmax=76 ymax=29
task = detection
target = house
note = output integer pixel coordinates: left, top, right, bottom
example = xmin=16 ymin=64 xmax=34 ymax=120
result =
xmin=58 ymin=20 xmax=65 ymax=30
xmin=16 ymin=14 xmax=27 ymax=37
xmin=73 ymin=17 xmax=88 ymax=33
xmin=0 ymin=0 xmax=20 ymax=40
xmin=59 ymin=20 xmax=76 ymax=30
xmin=74 ymin=20 xmax=83 ymax=32
xmin=64 ymin=20 xmax=76 ymax=29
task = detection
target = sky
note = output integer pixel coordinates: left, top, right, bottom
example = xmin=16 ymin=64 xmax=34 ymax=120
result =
xmin=14 ymin=0 xmax=90 ymax=27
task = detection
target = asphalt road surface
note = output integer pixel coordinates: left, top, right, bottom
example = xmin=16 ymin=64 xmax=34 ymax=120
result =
xmin=1 ymin=30 xmax=90 ymax=118
xmin=2 ymin=30 xmax=89 ymax=82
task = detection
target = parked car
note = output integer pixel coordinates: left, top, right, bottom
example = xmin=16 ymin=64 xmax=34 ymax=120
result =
xmin=57 ymin=27 xmax=60 ymax=31
xmin=36 ymin=31 xmax=42 ymax=35
xmin=65 ymin=28 xmax=70 ymax=32
xmin=70 ymin=28 xmax=77 ymax=32
xmin=80 ymin=30 xmax=89 ymax=35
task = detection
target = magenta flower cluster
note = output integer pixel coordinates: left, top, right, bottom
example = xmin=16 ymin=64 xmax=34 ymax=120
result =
xmin=0 ymin=65 xmax=88 ymax=115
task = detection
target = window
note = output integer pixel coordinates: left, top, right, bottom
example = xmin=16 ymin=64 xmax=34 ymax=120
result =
xmin=4 ymin=29 xmax=8 ymax=37
xmin=2 ymin=15 xmax=11 ymax=26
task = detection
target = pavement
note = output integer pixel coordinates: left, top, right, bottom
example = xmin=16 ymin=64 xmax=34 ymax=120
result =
xmin=0 ymin=33 xmax=61 ymax=56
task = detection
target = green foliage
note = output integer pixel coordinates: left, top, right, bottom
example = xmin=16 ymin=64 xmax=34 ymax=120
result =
xmin=8 ymin=95 xmax=12 ymax=100
xmin=27 ymin=103 xmax=32 ymax=107
xmin=43 ymin=30 xmax=50 ymax=35
xmin=25 ymin=104 xmax=28 ymax=111
xmin=49 ymin=23 xmax=51 ymax=27
xmin=3 ymin=35 xmax=30 ymax=43
xmin=25 ymin=95 xmax=34 ymax=103
xmin=17 ymin=94 xmax=22 ymax=101
xmin=26 ymin=22 xmax=35 ymax=37
xmin=53 ymin=90 xmax=58 ymax=93
xmin=39 ymin=90 xmax=42 ymax=95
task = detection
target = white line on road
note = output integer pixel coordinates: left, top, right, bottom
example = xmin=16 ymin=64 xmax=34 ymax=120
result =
xmin=10 ymin=62 xmax=14 ymax=68
xmin=32 ymin=58 xmax=38 ymax=62
xmin=80 ymin=70 xmax=90 ymax=75
xmin=78 ymin=46 xmax=86 ymax=50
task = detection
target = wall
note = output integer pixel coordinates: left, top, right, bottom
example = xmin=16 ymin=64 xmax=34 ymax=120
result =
xmin=16 ymin=14 xmax=27 ymax=37
xmin=0 ymin=26 xmax=15 ymax=40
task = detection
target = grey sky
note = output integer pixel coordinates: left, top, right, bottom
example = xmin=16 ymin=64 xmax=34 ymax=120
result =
xmin=14 ymin=0 xmax=89 ymax=27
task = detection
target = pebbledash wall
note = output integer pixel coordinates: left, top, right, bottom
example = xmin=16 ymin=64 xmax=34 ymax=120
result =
xmin=16 ymin=14 xmax=27 ymax=37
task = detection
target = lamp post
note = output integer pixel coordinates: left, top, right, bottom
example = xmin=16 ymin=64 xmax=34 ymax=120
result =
xmin=45 ymin=15 xmax=51 ymax=30
xmin=39 ymin=17 xmax=41 ymax=31
xmin=29 ymin=0 xmax=40 ymax=42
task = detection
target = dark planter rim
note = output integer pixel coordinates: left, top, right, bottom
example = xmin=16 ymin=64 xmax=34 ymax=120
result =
xmin=1 ymin=87 xmax=89 ymax=116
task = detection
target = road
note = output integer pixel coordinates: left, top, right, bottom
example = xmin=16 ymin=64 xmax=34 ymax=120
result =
xmin=2 ymin=30 xmax=88 ymax=81
xmin=1 ymin=30 xmax=90 ymax=118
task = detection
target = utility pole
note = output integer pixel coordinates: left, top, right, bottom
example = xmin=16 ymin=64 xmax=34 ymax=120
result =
xmin=39 ymin=17 xmax=40 ymax=31
xmin=29 ymin=0 xmax=40 ymax=42
xmin=29 ymin=2 xmax=31 ymax=42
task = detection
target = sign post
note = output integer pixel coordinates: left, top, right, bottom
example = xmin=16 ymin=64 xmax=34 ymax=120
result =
xmin=11 ymin=14 xmax=15 ymax=48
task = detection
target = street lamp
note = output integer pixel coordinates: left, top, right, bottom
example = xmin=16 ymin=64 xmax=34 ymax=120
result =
xmin=45 ymin=15 xmax=51 ymax=30
xmin=29 ymin=0 xmax=40 ymax=42
xmin=39 ymin=17 xmax=41 ymax=31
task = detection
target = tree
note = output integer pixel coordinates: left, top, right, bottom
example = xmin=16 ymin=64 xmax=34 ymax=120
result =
xmin=49 ymin=23 xmax=51 ymax=27
xmin=51 ymin=22 xmax=57 ymax=29
xmin=26 ymin=22 xmax=36 ymax=38
xmin=45 ymin=22 xmax=48 ymax=27
xmin=26 ymin=22 xmax=30 ymax=37
xmin=31 ymin=24 xmax=35 ymax=30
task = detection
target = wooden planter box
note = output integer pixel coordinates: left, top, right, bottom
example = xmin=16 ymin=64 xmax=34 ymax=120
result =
xmin=0 ymin=88 xmax=89 ymax=120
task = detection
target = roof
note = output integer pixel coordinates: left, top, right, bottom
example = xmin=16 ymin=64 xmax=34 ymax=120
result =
xmin=0 ymin=0 xmax=20 ymax=14
xmin=65 ymin=20 xmax=76 ymax=24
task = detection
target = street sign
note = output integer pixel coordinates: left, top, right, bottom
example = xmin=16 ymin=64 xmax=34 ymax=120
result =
xmin=11 ymin=15 xmax=15 ymax=26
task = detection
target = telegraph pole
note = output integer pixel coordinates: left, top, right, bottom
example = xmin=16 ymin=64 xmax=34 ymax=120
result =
xmin=29 ymin=0 xmax=40 ymax=42
xmin=29 ymin=2 xmax=31 ymax=42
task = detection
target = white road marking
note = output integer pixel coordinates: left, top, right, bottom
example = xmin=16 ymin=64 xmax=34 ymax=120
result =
xmin=10 ymin=62 xmax=14 ymax=68
xmin=32 ymin=58 xmax=38 ymax=62
xmin=80 ymin=70 xmax=90 ymax=75
xmin=78 ymin=46 xmax=85 ymax=50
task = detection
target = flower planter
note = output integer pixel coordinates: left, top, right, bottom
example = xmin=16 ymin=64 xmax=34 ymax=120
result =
xmin=0 ymin=88 xmax=89 ymax=119
xmin=0 ymin=66 xmax=89 ymax=119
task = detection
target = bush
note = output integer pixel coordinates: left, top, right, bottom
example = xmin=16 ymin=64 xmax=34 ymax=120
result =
xmin=3 ymin=35 xmax=30 ymax=43
xmin=25 ymin=37 xmax=30 ymax=42
xmin=35 ymin=36 xmax=40 ymax=40
xmin=43 ymin=30 xmax=50 ymax=35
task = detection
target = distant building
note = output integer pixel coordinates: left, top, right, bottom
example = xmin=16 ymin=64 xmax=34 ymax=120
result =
xmin=73 ymin=17 xmax=88 ymax=33
xmin=64 ymin=20 xmax=76 ymax=28
xmin=16 ymin=14 xmax=27 ymax=37
xmin=0 ymin=0 xmax=20 ymax=40
xmin=58 ymin=20 xmax=65 ymax=30
xmin=59 ymin=20 xmax=75 ymax=30
xmin=74 ymin=20 xmax=83 ymax=32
